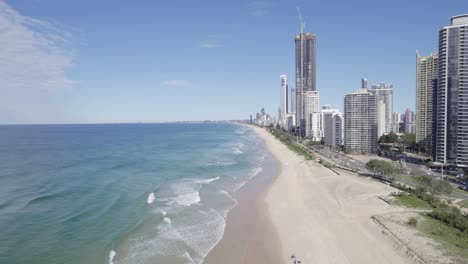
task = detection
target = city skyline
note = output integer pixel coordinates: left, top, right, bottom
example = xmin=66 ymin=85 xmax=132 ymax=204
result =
xmin=0 ymin=0 xmax=466 ymax=124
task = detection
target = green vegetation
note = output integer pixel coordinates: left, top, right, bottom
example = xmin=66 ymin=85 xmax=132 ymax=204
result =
xmin=400 ymin=133 xmax=416 ymax=145
xmin=428 ymin=207 xmax=468 ymax=233
xmin=393 ymin=193 xmax=431 ymax=209
xmin=421 ymin=215 xmax=468 ymax=259
xmin=287 ymin=144 xmax=314 ymax=160
xmin=269 ymin=128 xmax=314 ymax=160
xmin=366 ymin=159 xmax=402 ymax=182
xmin=458 ymin=200 xmax=468 ymax=208
xmin=407 ymin=216 xmax=419 ymax=227
xmin=319 ymin=159 xmax=335 ymax=169
xmin=379 ymin=131 xmax=398 ymax=144
xmin=413 ymin=174 xmax=453 ymax=197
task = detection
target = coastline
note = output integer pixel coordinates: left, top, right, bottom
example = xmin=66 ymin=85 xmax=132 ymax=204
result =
xmin=206 ymin=124 xmax=415 ymax=264
xmin=202 ymin=125 xmax=283 ymax=264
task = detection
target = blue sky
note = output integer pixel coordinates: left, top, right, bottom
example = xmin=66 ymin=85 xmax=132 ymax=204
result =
xmin=0 ymin=0 xmax=466 ymax=124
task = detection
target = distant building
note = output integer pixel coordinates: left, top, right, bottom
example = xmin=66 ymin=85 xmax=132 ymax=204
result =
xmin=344 ymin=88 xmax=378 ymax=153
xmin=370 ymin=82 xmax=394 ymax=133
xmin=361 ymin=78 xmax=368 ymax=89
xmin=280 ymin=75 xmax=288 ymax=124
xmin=295 ymin=32 xmax=317 ymax=136
xmin=416 ymin=52 xmax=438 ymax=152
xmin=434 ymin=15 xmax=468 ymax=167
xmin=290 ymin=88 xmax=296 ymax=114
xmin=304 ymin=91 xmax=320 ymax=140
xmin=321 ymin=106 xmax=343 ymax=147
xmin=391 ymin=112 xmax=401 ymax=133
xmin=377 ymin=100 xmax=386 ymax=138
xmin=404 ymin=109 xmax=415 ymax=134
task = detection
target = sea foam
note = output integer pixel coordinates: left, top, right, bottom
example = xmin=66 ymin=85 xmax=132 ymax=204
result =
xmin=163 ymin=217 xmax=172 ymax=224
xmin=109 ymin=250 xmax=116 ymax=264
xmin=173 ymin=191 xmax=201 ymax=206
xmin=147 ymin=192 xmax=156 ymax=204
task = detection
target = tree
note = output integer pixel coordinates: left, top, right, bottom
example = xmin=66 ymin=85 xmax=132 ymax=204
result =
xmin=387 ymin=132 xmax=399 ymax=143
xmin=366 ymin=159 xmax=401 ymax=182
xmin=378 ymin=132 xmax=398 ymax=144
xmin=414 ymin=174 xmax=452 ymax=197
xmin=401 ymin=133 xmax=416 ymax=145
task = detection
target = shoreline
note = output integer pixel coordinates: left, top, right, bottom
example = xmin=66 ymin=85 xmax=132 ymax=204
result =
xmin=202 ymin=125 xmax=282 ymax=264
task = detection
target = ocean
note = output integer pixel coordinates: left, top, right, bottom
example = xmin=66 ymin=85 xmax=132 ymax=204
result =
xmin=0 ymin=123 xmax=269 ymax=264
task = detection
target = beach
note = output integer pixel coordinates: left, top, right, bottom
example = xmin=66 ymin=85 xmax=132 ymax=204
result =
xmin=205 ymin=125 xmax=411 ymax=264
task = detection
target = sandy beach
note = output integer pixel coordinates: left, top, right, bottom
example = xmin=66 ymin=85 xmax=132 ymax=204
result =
xmin=206 ymin=125 xmax=413 ymax=264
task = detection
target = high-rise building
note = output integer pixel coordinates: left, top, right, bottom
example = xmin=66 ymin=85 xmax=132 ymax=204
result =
xmin=370 ymin=82 xmax=394 ymax=133
xmin=416 ymin=52 xmax=438 ymax=151
xmin=344 ymin=88 xmax=379 ymax=153
xmin=304 ymin=91 xmax=320 ymax=140
xmin=290 ymin=88 xmax=296 ymax=114
xmin=404 ymin=109 xmax=416 ymax=134
xmin=280 ymin=75 xmax=288 ymax=123
xmin=361 ymin=78 xmax=368 ymax=89
xmin=434 ymin=15 xmax=468 ymax=167
xmin=391 ymin=112 xmax=401 ymax=133
xmin=321 ymin=106 xmax=343 ymax=147
xmin=295 ymin=32 xmax=317 ymax=136
xmin=377 ymin=100 xmax=386 ymax=138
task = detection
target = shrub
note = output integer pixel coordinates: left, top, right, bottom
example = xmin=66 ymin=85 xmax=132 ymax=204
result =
xmin=407 ymin=217 xmax=419 ymax=227
xmin=428 ymin=208 xmax=468 ymax=233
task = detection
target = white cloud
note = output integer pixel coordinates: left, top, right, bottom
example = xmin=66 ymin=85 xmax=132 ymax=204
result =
xmin=0 ymin=1 xmax=75 ymax=94
xmin=200 ymin=42 xmax=222 ymax=49
xmin=162 ymin=80 xmax=192 ymax=87
xmin=248 ymin=1 xmax=274 ymax=17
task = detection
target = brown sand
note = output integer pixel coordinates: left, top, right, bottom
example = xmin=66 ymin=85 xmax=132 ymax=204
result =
xmin=205 ymin=125 xmax=412 ymax=264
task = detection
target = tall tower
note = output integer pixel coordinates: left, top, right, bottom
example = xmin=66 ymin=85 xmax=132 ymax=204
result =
xmin=290 ymin=88 xmax=296 ymax=114
xmin=361 ymin=78 xmax=368 ymax=89
xmin=294 ymin=33 xmax=317 ymax=136
xmin=370 ymin=83 xmax=394 ymax=133
xmin=416 ymin=52 xmax=438 ymax=152
xmin=435 ymin=15 xmax=468 ymax=167
xmin=280 ymin=75 xmax=287 ymax=123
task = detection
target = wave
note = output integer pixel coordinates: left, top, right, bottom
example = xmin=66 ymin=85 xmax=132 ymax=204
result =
xmin=231 ymin=148 xmax=243 ymax=155
xmin=115 ymin=208 xmax=226 ymax=264
xmin=163 ymin=217 xmax=172 ymax=224
xmin=250 ymin=167 xmax=263 ymax=178
xmin=173 ymin=191 xmax=200 ymax=206
xmin=109 ymin=250 xmax=116 ymax=264
xmin=160 ymin=210 xmax=167 ymax=216
xmin=147 ymin=192 xmax=156 ymax=204
xmin=195 ymin=176 xmax=220 ymax=184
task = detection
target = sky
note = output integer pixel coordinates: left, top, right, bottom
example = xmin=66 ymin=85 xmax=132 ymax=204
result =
xmin=0 ymin=0 xmax=467 ymax=124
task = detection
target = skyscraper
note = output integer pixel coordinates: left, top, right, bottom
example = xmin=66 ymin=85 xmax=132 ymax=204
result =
xmin=280 ymin=75 xmax=288 ymax=123
xmin=295 ymin=32 xmax=317 ymax=136
xmin=304 ymin=91 xmax=320 ymax=140
xmin=290 ymin=88 xmax=296 ymax=114
xmin=404 ymin=109 xmax=416 ymax=134
xmin=434 ymin=15 xmax=468 ymax=166
xmin=416 ymin=52 xmax=438 ymax=152
xmin=370 ymin=83 xmax=394 ymax=133
xmin=344 ymin=88 xmax=379 ymax=153
xmin=361 ymin=78 xmax=368 ymax=89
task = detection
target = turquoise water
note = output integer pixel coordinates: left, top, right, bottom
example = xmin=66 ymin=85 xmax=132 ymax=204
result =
xmin=0 ymin=123 xmax=267 ymax=264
